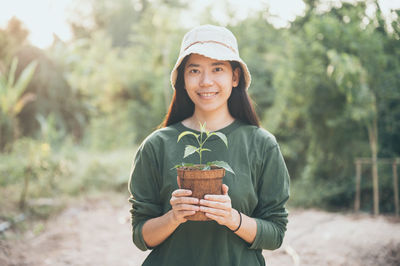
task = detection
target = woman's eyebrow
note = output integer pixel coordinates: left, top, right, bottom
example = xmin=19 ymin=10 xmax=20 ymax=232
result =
xmin=186 ymin=62 xmax=226 ymax=68
xmin=211 ymin=62 xmax=226 ymax=66
xmin=186 ymin=63 xmax=199 ymax=68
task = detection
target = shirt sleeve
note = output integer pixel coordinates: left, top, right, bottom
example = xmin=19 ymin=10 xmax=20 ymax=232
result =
xmin=249 ymin=143 xmax=290 ymax=250
xmin=128 ymin=140 xmax=163 ymax=251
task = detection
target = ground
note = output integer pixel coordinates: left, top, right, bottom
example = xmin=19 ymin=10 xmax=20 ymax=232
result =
xmin=1 ymin=193 xmax=399 ymax=266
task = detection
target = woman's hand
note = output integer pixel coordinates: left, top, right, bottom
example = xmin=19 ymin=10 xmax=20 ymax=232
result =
xmin=199 ymin=184 xmax=240 ymax=231
xmin=169 ymin=188 xmax=200 ymax=225
xmin=142 ymin=187 xmax=199 ymax=248
xmin=142 ymin=178 xmax=200 ymax=248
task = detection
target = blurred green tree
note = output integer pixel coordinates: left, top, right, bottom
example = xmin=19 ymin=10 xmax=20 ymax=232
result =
xmin=267 ymin=1 xmax=400 ymax=210
xmin=61 ymin=0 xmax=186 ymax=146
xmin=231 ymin=12 xmax=285 ymax=120
xmin=0 ymin=17 xmax=88 ymax=149
xmin=15 ymin=46 xmax=88 ymax=144
xmin=0 ymin=58 xmax=37 ymax=150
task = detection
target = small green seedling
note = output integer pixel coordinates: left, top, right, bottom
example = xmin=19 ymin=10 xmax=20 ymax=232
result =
xmin=173 ymin=122 xmax=234 ymax=174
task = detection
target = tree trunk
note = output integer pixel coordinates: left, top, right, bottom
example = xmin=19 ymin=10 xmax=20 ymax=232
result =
xmin=367 ymin=118 xmax=379 ymax=215
xmin=355 ymin=160 xmax=362 ymax=212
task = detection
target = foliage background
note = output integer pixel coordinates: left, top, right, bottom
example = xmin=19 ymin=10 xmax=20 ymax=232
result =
xmin=0 ymin=0 xmax=399 ymax=221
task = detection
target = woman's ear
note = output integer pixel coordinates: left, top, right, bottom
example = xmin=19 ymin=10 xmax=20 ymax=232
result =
xmin=232 ymin=67 xmax=241 ymax=88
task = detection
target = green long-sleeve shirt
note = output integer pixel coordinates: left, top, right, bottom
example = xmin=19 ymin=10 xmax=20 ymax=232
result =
xmin=128 ymin=120 xmax=290 ymax=266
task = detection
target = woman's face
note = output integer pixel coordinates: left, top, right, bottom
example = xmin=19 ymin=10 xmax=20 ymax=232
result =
xmin=184 ymin=54 xmax=240 ymax=116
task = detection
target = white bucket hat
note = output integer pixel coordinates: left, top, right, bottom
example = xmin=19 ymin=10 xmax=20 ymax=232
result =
xmin=170 ymin=24 xmax=251 ymax=90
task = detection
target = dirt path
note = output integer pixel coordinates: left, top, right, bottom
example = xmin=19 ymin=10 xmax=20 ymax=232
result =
xmin=1 ymin=193 xmax=400 ymax=266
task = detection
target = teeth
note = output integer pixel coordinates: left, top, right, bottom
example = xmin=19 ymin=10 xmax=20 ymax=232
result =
xmin=199 ymin=92 xmax=217 ymax=97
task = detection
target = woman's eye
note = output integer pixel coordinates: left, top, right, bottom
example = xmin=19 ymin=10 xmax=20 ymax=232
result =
xmin=189 ymin=69 xmax=199 ymax=74
xmin=214 ymin=67 xmax=223 ymax=72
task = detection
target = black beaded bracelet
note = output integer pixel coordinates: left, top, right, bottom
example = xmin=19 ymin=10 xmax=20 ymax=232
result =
xmin=231 ymin=210 xmax=242 ymax=233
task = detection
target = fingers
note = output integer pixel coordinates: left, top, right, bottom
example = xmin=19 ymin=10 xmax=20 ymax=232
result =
xmin=203 ymin=212 xmax=228 ymax=223
xmin=170 ymin=196 xmax=199 ymax=212
xmin=170 ymin=197 xmax=199 ymax=208
xmin=172 ymin=189 xmax=192 ymax=197
xmin=200 ymin=205 xmax=230 ymax=216
xmin=199 ymin=184 xmax=233 ymax=225
xmin=222 ymin=184 xmax=229 ymax=195
xmin=170 ymin=184 xmax=233 ymax=225
xmin=171 ymin=209 xmax=197 ymax=225
xmin=170 ymin=188 xmax=200 ymax=224
xmin=171 ymin=189 xmax=198 ymax=203
xmin=199 ymin=198 xmax=230 ymax=209
xmin=203 ymin=184 xmax=229 ymax=201
xmin=203 ymin=194 xmax=230 ymax=202
xmin=200 ymin=204 xmax=233 ymax=226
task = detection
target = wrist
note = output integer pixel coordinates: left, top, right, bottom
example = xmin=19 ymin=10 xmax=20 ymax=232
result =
xmin=228 ymin=209 xmax=242 ymax=232
xmin=167 ymin=210 xmax=182 ymax=227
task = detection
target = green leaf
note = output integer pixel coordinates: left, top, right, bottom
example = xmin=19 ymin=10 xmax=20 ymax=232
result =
xmin=11 ymin=61 xmax=37 ymax=115
xmin=177 ymin=131 xmax=199 ymax=142
xmin=209 ymin=161 xmax=235 ymax=175
xmin=199 ymin=122 xmax=209 ymax=135
xmin=210 ymin=132 xmax=228 ymax=147
xmin=7 ymin=57 xmax=18 ymax=89
xmin=184 ymin=145 xmax=198 ymax=158
xmin=14 ymin=61 xmax=37 ymax=99
xmin=171 ymin=164 xmax=182 ymax=170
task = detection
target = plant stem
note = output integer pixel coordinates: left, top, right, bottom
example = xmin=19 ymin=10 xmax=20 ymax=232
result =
xmin=198 ymin=132 xmax=204 ymax=164
xmin=199 ymin=141 xmax=203 ymax=164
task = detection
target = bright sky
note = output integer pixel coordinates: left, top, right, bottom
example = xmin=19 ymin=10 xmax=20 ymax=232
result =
xmin=0 ymin=0 xmax=398 ymax=49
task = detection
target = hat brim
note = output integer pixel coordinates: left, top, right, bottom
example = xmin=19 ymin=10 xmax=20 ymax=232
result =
xmin=170 ymin=42 xmax=251 ymax=90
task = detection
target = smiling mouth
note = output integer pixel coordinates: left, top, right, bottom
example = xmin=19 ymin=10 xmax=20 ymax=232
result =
xmin=197 ymin=92 xmax=218 ymax=97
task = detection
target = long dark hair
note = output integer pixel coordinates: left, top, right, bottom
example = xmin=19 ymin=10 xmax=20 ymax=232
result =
xmin=162 ymin=56 xmax=260 ymax=127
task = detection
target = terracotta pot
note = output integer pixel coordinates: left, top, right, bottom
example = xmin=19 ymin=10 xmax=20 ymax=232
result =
xmin=177 ymin=166 xmax=225 ymax=221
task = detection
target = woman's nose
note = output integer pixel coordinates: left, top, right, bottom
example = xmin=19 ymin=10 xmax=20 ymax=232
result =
xmin=199 ymin=71 xmax=214 ymax=87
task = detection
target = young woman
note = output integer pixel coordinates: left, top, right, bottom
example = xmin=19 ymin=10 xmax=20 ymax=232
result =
xmin=128 ymin=24 xmax=290 ymax=266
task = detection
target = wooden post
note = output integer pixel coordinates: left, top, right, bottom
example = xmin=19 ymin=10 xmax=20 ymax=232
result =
xmin=368 ymin=121 xmax=380 ymax=216
xmin=393 ymin=160 xmax=399 ymax=217
xmin=372 ymin=157 xmax=379 ymax=216
xmin=355 ymin=160 xmax=362 ymax=212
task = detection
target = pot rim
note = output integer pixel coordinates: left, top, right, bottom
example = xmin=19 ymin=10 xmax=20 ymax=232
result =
xmin=177 ymin=166 xmax=225 ymax=179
